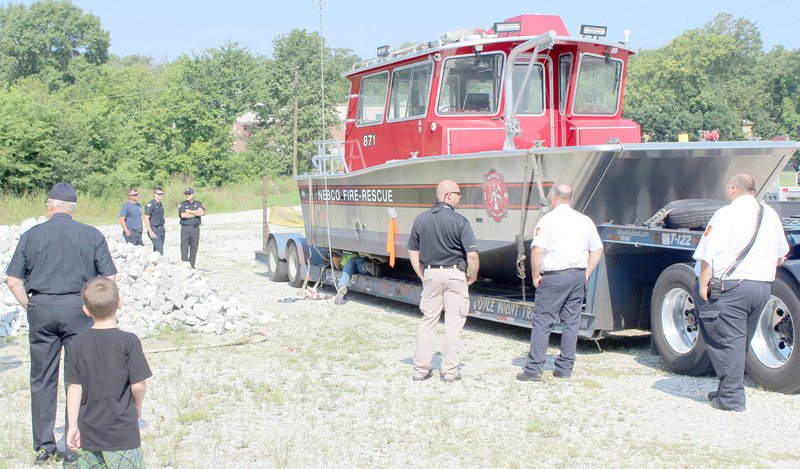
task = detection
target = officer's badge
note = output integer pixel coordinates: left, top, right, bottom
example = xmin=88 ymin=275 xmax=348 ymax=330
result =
xmin=704 ymin=225 xmax=712 ymax=237
xmin=535 ymin=227 xmax=540 ymax=237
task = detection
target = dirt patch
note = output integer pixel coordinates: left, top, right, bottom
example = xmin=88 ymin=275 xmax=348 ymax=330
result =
xmin=1 ymin=210 xmax=797 ymax=468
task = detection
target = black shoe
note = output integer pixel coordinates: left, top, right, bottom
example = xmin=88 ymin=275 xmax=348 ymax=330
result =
xmin=34 ymin=450 xmax=55 ymax=466
xmin=707 ymin=390 xmax=718 ymax=401
xmin=59 ymin=450 xmax=79 ymax=464
xmin=553 ymin=370 xmax=572 ymax=379
xmin=516 ymin=371 xmax=542 ymax=382
xmin=412 ymin=370 xmax=433 ymax=381
xmin=710 ymin=398 xmax=745 ymax=412
xmin=441 ymin=374 xmax=462 ymax=383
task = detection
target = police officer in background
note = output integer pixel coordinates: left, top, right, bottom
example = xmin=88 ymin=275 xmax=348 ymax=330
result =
xmin=517 ymin=184 xmax=603 ymax=382
xmin=5 ymin=182 xmax=117 ymax=465
xmin=119 ymin=188 xmax=144 ymax=245
xmin=178 ymin=187 xmax=205 ymax=268
xmin=144 ymin=186 xmax=166 ymax=254
xmin=693 ymin=173 xmax=788 ymax=411
xmin=408 ymin=180 xmax=479 ymax=382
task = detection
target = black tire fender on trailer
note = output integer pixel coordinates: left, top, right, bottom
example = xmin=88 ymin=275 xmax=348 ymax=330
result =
xmin=746 ymin=271 xmax=800 ymax=393
xmin=650 ymin=263 xmax=713 ymax=376
xmin=286 ymin=242 xmax=305 ymax=288
xmin=267 ymin=238 xmax=288 ymax=282
xmin=663 ymin=199 xmax=727 ymax=230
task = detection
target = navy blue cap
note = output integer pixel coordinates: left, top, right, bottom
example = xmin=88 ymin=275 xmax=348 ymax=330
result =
xmin=184 ymin=187 xmax=195 ymax=195
xmin=48 ymin=182 xmax=77 ymax=202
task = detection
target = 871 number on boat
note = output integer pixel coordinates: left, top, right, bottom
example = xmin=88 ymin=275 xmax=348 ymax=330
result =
xmin=363 ymin=134 xmax=376 ymax=147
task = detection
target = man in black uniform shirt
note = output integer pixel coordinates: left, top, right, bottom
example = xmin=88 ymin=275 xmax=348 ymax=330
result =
xmin=144 ymin=186 xmax=166 ymax=254
xmin=178 ymin=187 xmax=205 ymax=268
xmin=408 ymin=180 xmax=479 ymax=382
xmin=4 ymin=182 xmax=117 ymax=465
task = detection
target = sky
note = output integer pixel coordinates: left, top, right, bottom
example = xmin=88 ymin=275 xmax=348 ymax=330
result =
xmin=4 ymin=0 xmax=799 ymax=61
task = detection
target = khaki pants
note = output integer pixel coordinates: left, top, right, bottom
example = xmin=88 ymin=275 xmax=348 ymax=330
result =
xmin=413 ymin=268 xmax=470 ymax=379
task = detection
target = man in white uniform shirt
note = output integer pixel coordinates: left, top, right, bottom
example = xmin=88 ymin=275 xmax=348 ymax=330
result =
xmin=693 ymin=173 xmax=788 ymax=411
xmin=517 ymin=184 xmax=604 ymax=381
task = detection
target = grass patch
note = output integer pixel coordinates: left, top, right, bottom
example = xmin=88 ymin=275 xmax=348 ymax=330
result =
xmin=176 ymin=405 xmax=212 ymax=424
xmin=0 ymin=177 xmax=300 ymax=226
xmin=244 ymin=379 xmax=284 ymax=405
xmin=525 ymin=416 xmax=560 ymax=438
xmin=148 ymin=324 xmax=197 ymax=349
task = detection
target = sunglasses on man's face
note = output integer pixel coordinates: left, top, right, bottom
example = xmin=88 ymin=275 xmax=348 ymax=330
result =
xmin=129 ymin=193 xmax=139 ymax=197
xmin=155 ymin=192 xmax=164 ymax=196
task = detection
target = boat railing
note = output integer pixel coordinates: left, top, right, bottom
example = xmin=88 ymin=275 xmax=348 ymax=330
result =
xmin=311 ymin=139 xmax=348 ymax=174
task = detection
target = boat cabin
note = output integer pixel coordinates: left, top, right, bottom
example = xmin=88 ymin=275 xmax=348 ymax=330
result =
xmin=341 ymin=14 xmax=641 ymax=172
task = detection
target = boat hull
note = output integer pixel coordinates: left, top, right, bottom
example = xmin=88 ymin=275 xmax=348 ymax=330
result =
xmin=298 ymin=141 xmax=796 ymax=283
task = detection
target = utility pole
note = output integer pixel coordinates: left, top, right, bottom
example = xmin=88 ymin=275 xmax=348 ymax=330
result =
xmin=292 ymin=65 xmax=299 ymax=177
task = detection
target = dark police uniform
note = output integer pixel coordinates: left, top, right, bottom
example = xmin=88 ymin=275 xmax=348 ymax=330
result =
xmin=119 ymin=201 xmax=144 ymax=246
xmin=5 ymin=211 xmax=117 ymax=457
xmin=178 ymin=198 xmax=204 ymax=268
xmin=144 ymin=198 xmax=166 ymax=254
xmin=522 ymin=203 xmax=602 ymax=379
xmin=408 ymin=201 xmax=478 ymax=381
xmin=693 ymin=194 xmax=788 ymax=410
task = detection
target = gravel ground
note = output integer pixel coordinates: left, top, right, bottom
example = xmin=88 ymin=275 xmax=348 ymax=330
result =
xmin=1 ymin=209 xmax=798 ymax=468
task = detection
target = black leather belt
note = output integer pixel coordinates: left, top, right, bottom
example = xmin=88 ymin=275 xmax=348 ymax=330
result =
xmin=426 ymin=265 xmax=458 ymax=269
xmin=130 ymin=229 xmax=142 ymax=232
xmin=542 ymin=268 xmax=585 ymax=275
xmin=152 ymin=225 xmax=164 ymax=229
xmin=181 ymin=225 xmax=199 ymax=228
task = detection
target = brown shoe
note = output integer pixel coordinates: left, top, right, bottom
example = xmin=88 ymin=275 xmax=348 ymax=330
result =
xmin=516 ymin=371 xmax=542 ymax=382
xmin=412 ymin=370 xmax=433 ymax=381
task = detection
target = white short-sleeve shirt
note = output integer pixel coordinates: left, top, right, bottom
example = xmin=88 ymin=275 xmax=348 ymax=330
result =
xmin=531 ymin=204 xmax=603 ymax=272
xmin=693 ymin=195 xmax=789 ymax=281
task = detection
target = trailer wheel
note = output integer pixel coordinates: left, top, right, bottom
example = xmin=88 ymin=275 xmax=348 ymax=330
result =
xmin=267 ymin=238 xmax=288 ymax=282
xmin=286 ymin=243 xmax=304 ymax=288
xmin=746 ymin=273 xmax=800 ymax=393
xmin=663 ymin=199 xmax=726 ymax=230
xmin=651 ymin=263 xmax=713 ymax=376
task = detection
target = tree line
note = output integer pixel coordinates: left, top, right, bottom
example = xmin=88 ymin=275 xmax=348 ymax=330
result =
xmin=1 ymin=2 xmax=798 ymax=196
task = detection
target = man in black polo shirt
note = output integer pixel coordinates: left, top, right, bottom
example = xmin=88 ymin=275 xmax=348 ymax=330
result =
xmin=5 ymin=182 xmax=117 ymax=466
xmin=178 ymin=187 xmax=205 ymax=268
xmin=408 ymin=179 xmax=479 ymax=382
xmin=144 ymin=186 xmax=166 ymax=254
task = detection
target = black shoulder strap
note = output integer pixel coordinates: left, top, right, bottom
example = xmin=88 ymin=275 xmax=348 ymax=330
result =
xmin=723 ymin=204 xmax=764 ymax=279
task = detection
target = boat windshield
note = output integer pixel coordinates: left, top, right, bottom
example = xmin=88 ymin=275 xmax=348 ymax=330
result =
xmin=573 ymin=54 xmax=623 ymax=115
xmin=437 ymin=52 xmax=504 ymax=114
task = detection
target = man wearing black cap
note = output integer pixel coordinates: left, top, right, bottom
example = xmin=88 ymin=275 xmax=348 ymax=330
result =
xmin=5 ymin=182 xmax=117 ymax=465
xmin=178 ymin=187 xmax=205 ymax=268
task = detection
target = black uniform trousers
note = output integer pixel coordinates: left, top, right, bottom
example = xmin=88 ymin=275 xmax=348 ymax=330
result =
xmin=26 ymin=293 xmax=92 ymax=454
xmin=123 ymin=229 xmax=144 ymax=246
xmin=695 ymin=279 xmax=770 ymax=410
xmin=151 ymin=226 xmax=166 ymax=254
xmin=524 ymin=269 xmax=586 ymax=375
xmin=180 ymin=225 xmax=200 ymax=268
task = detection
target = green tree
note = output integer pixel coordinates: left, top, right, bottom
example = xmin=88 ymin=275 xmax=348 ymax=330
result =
xmin=0 ymin=0 xmax=110 ymax=86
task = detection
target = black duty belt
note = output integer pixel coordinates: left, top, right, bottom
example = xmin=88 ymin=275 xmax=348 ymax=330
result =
xmin=129 ymin=229 xmax=142 ymax=232
xmin=181 ymin=225 xmax=200 ymax=228
xmin=425 ymin=265 xmax=458 ymax=269
xmin=542 ymin=268 xmax=586 ymax=275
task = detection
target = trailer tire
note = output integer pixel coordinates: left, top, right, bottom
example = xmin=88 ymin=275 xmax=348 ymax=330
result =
xmin=746 ymin=272 xmax=800 ymax=393
xmin=651 ymin=263 xmax=713 ymax=376
xmin=267 ymin=238 xmax=288 ymax=282
xmin=663 ymin=199 xmax=726 ymax=230
xmin=286 ymin=243 xmax=304 ymax=288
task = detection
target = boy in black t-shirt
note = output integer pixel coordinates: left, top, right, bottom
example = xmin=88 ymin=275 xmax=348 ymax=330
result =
xmin=66 ymin=278 xmax=152 ymax=468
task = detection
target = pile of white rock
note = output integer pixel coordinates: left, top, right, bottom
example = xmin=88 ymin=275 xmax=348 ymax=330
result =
xmin=1 ymin=218 xmax=263 ymax=339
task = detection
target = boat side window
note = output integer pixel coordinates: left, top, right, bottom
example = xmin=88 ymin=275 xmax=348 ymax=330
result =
xmin=511 ymin=62 xmax=544 ymax=115
xmin=388 ymin=61 xmax=433 ymax=121
xmin=558 ymin=53 xmax=573 ymax=115
xmin=573 ymin=54 xmax=622 ymax=115
xmin=357 ymin=71 xmax=389 ymax=126
xmin=437 ymin=53 xmax=504 ymax=114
